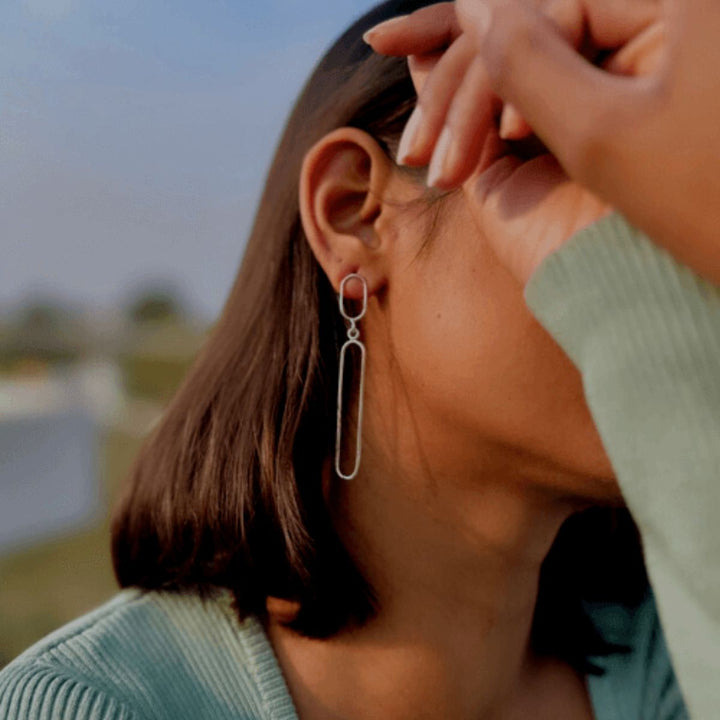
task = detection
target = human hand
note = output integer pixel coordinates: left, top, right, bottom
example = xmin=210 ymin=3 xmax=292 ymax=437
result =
xmin=366 ymin=1 xmax=663 ymax=178
xmin=366 ymin=2 xmax=654 ymax=285
xmin=368 ymin=0 xmax=720 ymax=285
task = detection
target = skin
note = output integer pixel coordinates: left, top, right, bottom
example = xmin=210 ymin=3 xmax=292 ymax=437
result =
xmin=264 ymin=2 xmax=720 ymax=715
xmin=266 ymin=124 xmax=621 ymax=719
xmin=366 ymin=0 xmax=720 ymax=285
xmin=364 ymin=2 xmax=668 ymax=288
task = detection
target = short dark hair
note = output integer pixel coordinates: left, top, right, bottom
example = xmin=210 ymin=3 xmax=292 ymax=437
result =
xmin=112 ymin=0 xmax=647 ymax=674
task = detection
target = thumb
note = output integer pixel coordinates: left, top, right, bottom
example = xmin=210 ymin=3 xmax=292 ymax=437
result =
xmin=457 ymin=0 xmax=638 ymax=185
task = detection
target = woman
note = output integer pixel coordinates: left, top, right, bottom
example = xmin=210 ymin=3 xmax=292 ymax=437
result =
xmin=367 ymin=4 xmax=720 ymax=717
xmin=1 ymin=0 xmax=717 ymax=717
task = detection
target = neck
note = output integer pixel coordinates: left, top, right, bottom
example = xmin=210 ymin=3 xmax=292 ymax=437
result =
xmin=269 ymin=468 xmax=587 ymax=719
xmin=268 ymin=375 xmax=593 ymax=720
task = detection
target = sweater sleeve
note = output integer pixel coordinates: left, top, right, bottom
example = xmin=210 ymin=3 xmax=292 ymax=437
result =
xmin=525 ymin=212 xmax=720 ymax=720
xmin=0 ymin=662 xmax=139 ymax=720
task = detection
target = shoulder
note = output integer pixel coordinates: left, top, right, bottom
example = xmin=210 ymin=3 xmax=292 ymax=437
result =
xmin=0 ymin=589 xmax=297 ymax=720
xmin=585 ymin=591 xmax=689 ymax=720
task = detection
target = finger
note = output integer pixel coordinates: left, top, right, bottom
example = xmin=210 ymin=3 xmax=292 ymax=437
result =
xmin=603 ymin=22 xmax=666 ymax=77
xmin=496 ymin=0 xmax=661 ymax=141
xmin=498 ymin=105 xmax=533 ymax=140
xmin=407 ymin=53 xmax=442 ymax=96
xmin=397 ymin=35 xmax=476 ymax=166
xmin=541 ymin=0 xmax=584 ymax=47
xmin=456 ymin=0 xmax=640 ymax=185
xmin=364 ymin=3 xmax=460 ymax=57
xmin=581 ymin=0 xmax=660 ymax=48
xmin=502 ymin=23 xmax=665 ymax=144
xmin=497 ymin=0 xmax=584 ymax=142
xmin=427 ymin=57 xmax=498 ymax=188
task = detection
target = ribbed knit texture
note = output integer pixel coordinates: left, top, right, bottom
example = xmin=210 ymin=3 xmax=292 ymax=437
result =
xmin=0 ymin=590 xmax=299 ymax=719
xmin=526 ymin=212 xmax=720 ymax=720
xmin=0 ymin=586 xmax=688 ymax=720
xmin=2 ymin=212 xmax=716 ymax=719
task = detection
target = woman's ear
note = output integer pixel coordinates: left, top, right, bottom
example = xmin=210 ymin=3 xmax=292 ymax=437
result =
xmin=300 ymin=127 xmax=395 ymax=297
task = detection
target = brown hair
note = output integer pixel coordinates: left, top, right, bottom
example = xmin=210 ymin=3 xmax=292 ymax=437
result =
xmin=112 ymin=0 xmax=647 ymax=673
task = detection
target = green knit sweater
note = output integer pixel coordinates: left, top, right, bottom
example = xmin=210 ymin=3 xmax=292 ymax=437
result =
xmin=1 ymin=213 xmax=718 ymax=719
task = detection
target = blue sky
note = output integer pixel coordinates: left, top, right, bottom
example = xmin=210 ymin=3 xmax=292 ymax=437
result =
xmin=1 ymin=0 xmax=380 ymax=319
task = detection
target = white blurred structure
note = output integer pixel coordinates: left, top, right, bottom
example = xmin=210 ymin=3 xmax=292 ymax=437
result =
xmin=0 ymin=361 xmax=124 ymax=553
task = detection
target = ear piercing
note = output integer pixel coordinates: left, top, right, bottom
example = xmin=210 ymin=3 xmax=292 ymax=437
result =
xmin=335 ymin=273 xmax=367 ymax=481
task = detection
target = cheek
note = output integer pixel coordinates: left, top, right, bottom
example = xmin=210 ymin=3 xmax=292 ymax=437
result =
xmin=392 ymin=255 xmax=554 ymax=430
xmin=385 ymin=225 xmax=609 ymax=473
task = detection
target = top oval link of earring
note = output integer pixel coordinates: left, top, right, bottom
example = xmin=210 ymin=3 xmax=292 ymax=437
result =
xmin=339 ymin=273 xmax=368 ymax=323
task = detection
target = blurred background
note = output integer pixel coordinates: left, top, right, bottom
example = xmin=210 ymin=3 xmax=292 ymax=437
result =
xmin=1 ymin=0 xmax=379 ymax=667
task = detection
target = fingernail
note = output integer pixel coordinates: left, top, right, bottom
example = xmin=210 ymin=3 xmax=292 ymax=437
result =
xmin=427 ymin=126 xmax=454 ymax=188
xmin=499 ymin=105 xmax=522 ymax=140
xmin=397 ymin=107 xmax=424 ymax=165
xmin=363 ymin=15 xmax=409 ymax=44
xmin=362 ymin=29 xmax=376 ymax=44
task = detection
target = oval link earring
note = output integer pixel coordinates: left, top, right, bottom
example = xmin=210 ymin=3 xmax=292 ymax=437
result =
xmin=335 ymin=273 xmax=367 ymax=481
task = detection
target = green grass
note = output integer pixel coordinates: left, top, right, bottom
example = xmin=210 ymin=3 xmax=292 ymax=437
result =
xmin=0 ymin=428 xmax=144 ymax=668
xmin=0 ymin=338 xmax=202 ymax=668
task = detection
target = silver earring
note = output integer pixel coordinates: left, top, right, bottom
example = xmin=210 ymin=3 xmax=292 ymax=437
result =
xmin=335 ymin=273 xmax=367 ymax=481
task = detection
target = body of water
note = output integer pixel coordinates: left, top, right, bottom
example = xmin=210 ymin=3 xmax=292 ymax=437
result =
xmin=0 ymin=410 xmax=100 ymax=554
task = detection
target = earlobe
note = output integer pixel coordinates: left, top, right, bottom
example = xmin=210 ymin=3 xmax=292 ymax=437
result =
xmin=300 ymin=127 xmax=393 ymax=294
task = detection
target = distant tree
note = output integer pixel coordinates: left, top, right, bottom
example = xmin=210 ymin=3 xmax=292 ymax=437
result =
xmin=127 ymin=288 xmax=187 ymax=325
xmin=17 ymin=300 xmax=73 ymax=331
xmin=4 ymin=297 xmax=83 ymax=366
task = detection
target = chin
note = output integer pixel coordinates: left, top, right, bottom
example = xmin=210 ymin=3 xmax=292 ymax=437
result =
xmin=574 ymin=473 xmax=626 ymax=507
xmin=545 ymin=399 xmax=625 ymax=505
xmin=520 ymin=423 xmax=625 ymax=507
xmin=558 ymin=453 xmax=626 ymax=507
